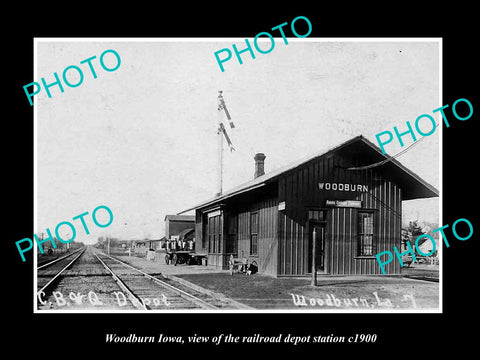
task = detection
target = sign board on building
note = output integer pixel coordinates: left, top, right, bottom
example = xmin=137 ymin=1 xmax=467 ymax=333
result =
xmin=207 ymin=209 xmax=222 ymax=218
xmin=326 ymin=200 xmax=362 ymax=208
xmin=278 ymin=201 xmax=286 ymax=211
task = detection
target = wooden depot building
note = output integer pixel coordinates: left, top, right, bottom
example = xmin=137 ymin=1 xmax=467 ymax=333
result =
xmin=180 ymin=135 xmax=438 ymax=277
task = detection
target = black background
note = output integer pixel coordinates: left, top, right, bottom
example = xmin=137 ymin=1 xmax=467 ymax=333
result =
xmin=6 ymin=4 xmax=478 ymax=354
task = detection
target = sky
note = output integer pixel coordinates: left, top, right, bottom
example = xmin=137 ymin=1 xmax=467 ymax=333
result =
xmin=35 ymin=38 xmax=441 ymax=244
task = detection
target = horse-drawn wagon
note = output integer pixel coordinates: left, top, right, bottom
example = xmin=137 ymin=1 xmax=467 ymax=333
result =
xmin=164 ymin=239 xmax=207 ymax=266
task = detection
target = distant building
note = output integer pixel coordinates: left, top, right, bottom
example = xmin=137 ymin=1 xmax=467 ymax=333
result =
xmin=164 ymin=215 xmax=195 ymax=239
xmin=417 ymin=237 xmax=438 ymax=257
xmin=401 ymin=226 xmax=438 ymax=259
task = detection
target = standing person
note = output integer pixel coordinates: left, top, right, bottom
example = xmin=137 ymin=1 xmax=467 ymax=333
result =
xmin=229 ymin=255 xmax=235 ymax=275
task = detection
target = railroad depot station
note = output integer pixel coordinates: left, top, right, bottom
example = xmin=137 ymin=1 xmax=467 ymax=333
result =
xmin=178 ymin=135 xmax=438 ymax=277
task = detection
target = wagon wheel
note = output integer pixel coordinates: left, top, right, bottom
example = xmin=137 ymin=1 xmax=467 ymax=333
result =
xmin=172 ymin=253 xmax=178 ymax=266
xmin=178 ymin=254 xmax=185 ymax=264
xmin=165 ymin=254 xmax=170 ymax=265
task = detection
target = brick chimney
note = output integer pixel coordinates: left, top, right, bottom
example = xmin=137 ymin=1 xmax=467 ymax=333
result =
xmin=254 ymin=153 xmax=266 ymax=178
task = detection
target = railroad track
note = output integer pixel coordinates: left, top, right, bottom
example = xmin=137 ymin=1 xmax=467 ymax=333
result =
xmin=37 ymin=246 xmax=139 ymax=310
xmin=37 ymin=247 xmax=86 ymax=269
xmin=36 ymin=247 xmax=87 ymax=294
xmin=94 ymin=251 xmax=242 ymax=310
xmin=36 ymin=246 xmax=241 ymax=311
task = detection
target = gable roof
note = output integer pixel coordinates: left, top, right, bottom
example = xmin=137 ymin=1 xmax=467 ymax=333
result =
xmin=164 ymin=214 xmax=195 ymax=222
xmin=178 ymin=135 xmax=439 ymax=214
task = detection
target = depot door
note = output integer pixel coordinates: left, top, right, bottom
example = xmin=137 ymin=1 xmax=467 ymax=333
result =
xmin=307 ymin=222 xmax=326 ymax=274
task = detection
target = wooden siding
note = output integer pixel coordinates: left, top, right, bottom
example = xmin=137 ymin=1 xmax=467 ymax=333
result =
xmin=278 ymin=151 xmax=402 ymax=276
xmin=236 ymin=196 xmax=278 ymax=277
xmin=278 ymin=211 xmax=307 ymax=275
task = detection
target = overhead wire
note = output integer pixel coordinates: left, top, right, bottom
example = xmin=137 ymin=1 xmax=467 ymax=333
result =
xmin=346 ymin=122 xmax=439 ymax=171
xmin=341 ymin=121 xmax=441 ymax=216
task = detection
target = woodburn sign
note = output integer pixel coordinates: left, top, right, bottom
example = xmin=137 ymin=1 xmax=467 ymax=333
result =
xmin=318 ymin=182 xmax=368 ymax=192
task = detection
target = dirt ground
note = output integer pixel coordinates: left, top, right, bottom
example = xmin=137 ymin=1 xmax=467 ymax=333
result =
xmin=175 ymin=272 xmax=439 ymax=311
xmin=401 ymin=263 xmax=440 ymax=281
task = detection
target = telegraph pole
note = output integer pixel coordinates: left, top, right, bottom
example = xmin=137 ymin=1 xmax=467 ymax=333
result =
xmin=217 ymin=100 xmax=224 ymax=196
xmin=216 ymin=90 xmax=235 ymax=197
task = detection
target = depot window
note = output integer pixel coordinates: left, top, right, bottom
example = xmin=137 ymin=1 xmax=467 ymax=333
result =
xmin=357 ymin=211 xmax=376 ymax=256
xmin=250 ymin=211 xmax=259 ymax=255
